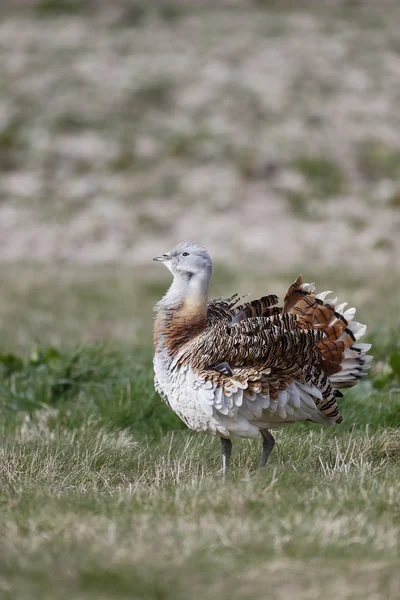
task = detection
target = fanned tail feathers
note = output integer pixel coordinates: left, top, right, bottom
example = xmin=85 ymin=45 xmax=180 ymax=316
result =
xmin=285 ymin=276 xmax=372 ymax=420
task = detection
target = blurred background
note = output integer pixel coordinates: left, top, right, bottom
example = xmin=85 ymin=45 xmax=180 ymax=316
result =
xmin=1 ymin=0 xmax=400 ymax=352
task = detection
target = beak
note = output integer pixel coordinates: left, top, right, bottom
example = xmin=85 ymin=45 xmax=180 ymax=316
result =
xmin=153 ymin=254 xmax=170 ymax=262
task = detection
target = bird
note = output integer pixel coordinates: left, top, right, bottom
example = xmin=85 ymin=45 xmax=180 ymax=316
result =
xmin=153 ymin=242 xmax=372 ymax=476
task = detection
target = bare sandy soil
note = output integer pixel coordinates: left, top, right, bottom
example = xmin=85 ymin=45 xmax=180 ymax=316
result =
xmin=0 ymin=1 xmax=399 ymax=276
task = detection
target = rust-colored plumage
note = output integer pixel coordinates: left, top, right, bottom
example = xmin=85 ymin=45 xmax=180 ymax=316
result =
xmin=154 ymin=298 xmax=208 ymax=355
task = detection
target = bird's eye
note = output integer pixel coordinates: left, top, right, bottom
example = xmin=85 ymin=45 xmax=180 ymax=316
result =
xmin=182 ymin=252 xmax=190 ymax=257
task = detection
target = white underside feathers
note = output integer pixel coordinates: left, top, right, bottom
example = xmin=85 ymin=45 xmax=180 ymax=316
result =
xmin=193 ymin=374 xmax=334 ymax=434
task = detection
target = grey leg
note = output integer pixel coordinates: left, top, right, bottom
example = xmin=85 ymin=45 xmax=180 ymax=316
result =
xmin=259 ymin=429 xmax=275 ymax=468
xmin=220 ymin=437 xmax=232 ymax=478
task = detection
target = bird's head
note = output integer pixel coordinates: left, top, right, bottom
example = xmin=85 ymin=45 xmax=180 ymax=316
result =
xmin=153 ymin=242 xmax=212 ymax=279
xmin=153 ymin=242 xmax=213 ymax=310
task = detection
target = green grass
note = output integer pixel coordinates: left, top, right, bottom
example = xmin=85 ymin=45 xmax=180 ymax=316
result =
xmin=0 ymin=338 xmax=399 ymax=599
xmin=2 ymin=263 xmax=400 ymax=355
xmin=292 ymin=156 xmax=346 ymax=199
xmin=1 ymin=428 xmax=399 ymax=600
xmin=34 ymin=0 xmax=88 ymax=17
xmin=0 ymin=264 xmax=399 ymax=599
xmin=0 ymin=344 xmax=184 ymax=437
xmin=114 ymin=2 xmax=184 ymax=28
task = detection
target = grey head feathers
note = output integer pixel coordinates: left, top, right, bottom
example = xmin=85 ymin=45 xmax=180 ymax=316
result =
xmin=153 ymin=242 xmax=212 ymax=277
xmin=153 ymin=242 xmax=213 ymax=310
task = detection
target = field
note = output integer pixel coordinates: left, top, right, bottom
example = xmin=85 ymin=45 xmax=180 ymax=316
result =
xmin=0 ymin=340 xmax=399 ymax=599
xmin=1 ymin=0 xmax=400 ymax=598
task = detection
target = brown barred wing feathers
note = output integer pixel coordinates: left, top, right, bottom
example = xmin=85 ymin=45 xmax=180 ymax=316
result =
xmin=181 ymin=313 xmax=320 ymax=371
xmin=181 ymin=275 xmax=371 ymax=426
xmin=207 ymin=294 xmax=280 ymax=326
xmin=230 ymin=295 xmax=280 ymax=324
xmin=178 ymin=312 xmax=324 ymax=412
xmin=206 ymin=294 xmax=244 ymax=326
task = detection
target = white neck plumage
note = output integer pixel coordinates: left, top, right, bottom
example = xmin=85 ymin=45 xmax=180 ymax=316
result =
xmin=156 ymin=268 xmax=212 ymax=313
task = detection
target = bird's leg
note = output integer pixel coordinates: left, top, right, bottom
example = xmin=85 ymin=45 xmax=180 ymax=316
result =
xmin=220 ymin=437 xmax=232 ymax=479
xmin=259 ymin=429 xmax=275 ymax=468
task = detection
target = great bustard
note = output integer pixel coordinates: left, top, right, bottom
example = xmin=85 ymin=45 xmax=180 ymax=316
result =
xmin=153 ymin=242 xmax=372 ymax=476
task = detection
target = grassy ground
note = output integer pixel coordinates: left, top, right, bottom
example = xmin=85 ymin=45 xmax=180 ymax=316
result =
xmin=0 ymin=335 xmax=399 ymax=599
xmin=0 ymin=254 xmax=398 ymax=600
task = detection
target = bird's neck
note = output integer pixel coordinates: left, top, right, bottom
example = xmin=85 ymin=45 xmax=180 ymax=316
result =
xmin=159 ymin=271 xmax=210 ymax=310
xmin=154 ymin=271 xmax=210 ymax=355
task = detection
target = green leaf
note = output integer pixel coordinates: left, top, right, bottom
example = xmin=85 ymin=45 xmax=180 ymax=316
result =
xmin=44 ymin=347 xmax=62 ymax=367
xmin=389 ymin=351 xmax=400 ymax=376
xmin=29 ymin=345 xmax=62 ymax=369
xmin=0 ymin=353 xmax=24 ymax=376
